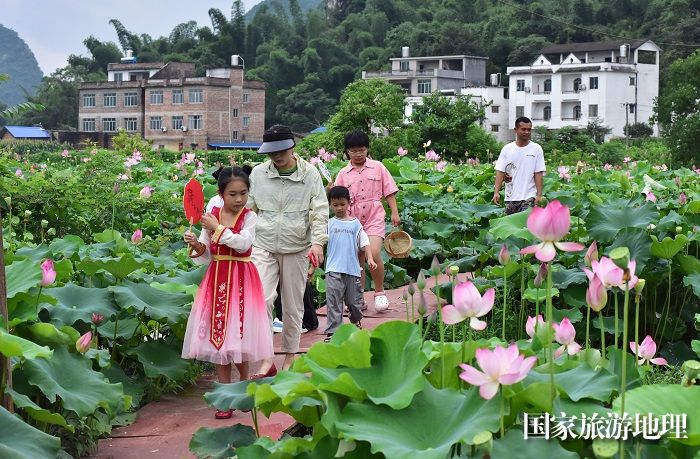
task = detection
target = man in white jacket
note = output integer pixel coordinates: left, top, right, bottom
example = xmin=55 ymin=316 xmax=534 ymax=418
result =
xmin=248 ymin=125 xmax=329 ymax=373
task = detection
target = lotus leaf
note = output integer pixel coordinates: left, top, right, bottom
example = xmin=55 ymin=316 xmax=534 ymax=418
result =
xmin=651 ymin=234 xmax=688 ymax=259
xmin=40 ymin=283 xmax=118 ymax=326
xmin=25 ymin=322 xmax=75 ymax=347
xmin=399 ymin=166 xmax=422 ymax=181
xmin=127 ymin=339 xmax=191 ymax=380
xmin=0 ymin=406 xmax=61 ymax=459
xmin=102 ymin=364 xmax=146 ymax=407
xmin=683 ymin=273 xmax=700 ymax=299
xmin=586 ymin=200 xmax=658 ymax=242
xmin=110 ymin=280 xmax=192 ymax=323
xmin=23 ymin=347 xmax=125 ymax=417
xmin=335 ymin=382 xmax=500 ymax=459
xmin=612 ymin=384 xmax=700 ymax=445
xmin=605 ymin=227 xmax=652 ymax=271
xmin=77 ymin=253 xmax=143 ymax=279
xmin=0 ymin=328 xmax=52 ymax=359
xmin=15 ymin=244 xmax=51 ymax=262
xmin=410 ymin=238 xmax=442 ymax=258
xmin=489 ymin=209 xmax=534 ymax=241
xmin=7 ymin=291 xmax=48 ymax=327
xmin=252 ymin=373 xmax=325 ymax=426
xmin=204 ymin=379 xmax=258 ymax=411
xmin=189 ymin=424 xmax=257 ymax=459
xmin=48 ymin=235 xmax=85 ymax=259
xmin=7 ymin=388 xmax=73 ymax=431
xmin=604 ymin=348 xmax=643 ymax=392
xmin=678 ymin=255 xmax=700 ymax=276
xmin=5 ymin=258 xmax=41 ymax=298
xmin=490 ymin=429 xmax=578 ymax=459
xmin=525 ymin=360 xmax=618 ymax=402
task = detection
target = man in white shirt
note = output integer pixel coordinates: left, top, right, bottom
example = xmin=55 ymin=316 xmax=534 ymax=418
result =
xmin=492 ymin=117 xmax=546 ymax=215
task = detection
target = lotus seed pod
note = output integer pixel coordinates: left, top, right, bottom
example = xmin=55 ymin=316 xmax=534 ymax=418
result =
xmin=609 ymin=246 xmax=630 ymax=270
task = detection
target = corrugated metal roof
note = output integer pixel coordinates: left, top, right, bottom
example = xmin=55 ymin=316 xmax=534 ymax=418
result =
xmin=207 ymin=142 xmax=262 ymax=150
xmin=3 ymin=126 xmax=51 ymax=139
xmin=540 ymin=39 xmax=649 ymax=54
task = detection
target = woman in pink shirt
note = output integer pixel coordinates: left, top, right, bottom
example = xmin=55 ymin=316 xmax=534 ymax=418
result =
xmin=333 ymin=130 xmax=400 ymax=312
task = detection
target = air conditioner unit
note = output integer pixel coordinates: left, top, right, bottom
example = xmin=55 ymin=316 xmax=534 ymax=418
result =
xmin=578 ymin=84 xmax=587 ymax=91
xmin=161 ymin=126 xmax=168 ymax=132
xmin=181 ymin=126 xmax=188 ymax=132
xmin=524 ymin=86 xmax=531 ymax=93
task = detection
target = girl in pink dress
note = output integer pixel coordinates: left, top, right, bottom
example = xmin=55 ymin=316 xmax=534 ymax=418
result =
xmin=333 ymin=130 xmax=400 ymax=312
xmin=182 ymin=166 xmax=273 ymax=419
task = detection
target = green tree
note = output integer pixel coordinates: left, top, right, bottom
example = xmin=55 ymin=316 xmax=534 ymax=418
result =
xmin=654 ymin=49 xmax=700 ymax=166
xmin=327 ymin=78 xmax=405 ymax=133
xmin=11 ymin=69 xmax=78 ymax=129
xmin=275 ymin=74 xmax=336 ymax=131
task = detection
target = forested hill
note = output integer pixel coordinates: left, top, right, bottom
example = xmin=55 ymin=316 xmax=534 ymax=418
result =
xmin=0 ymin=24 xmax=43 ymax=107
xmin=244 ymin=0 xmax=322 ymax=22
xmin=14 ymin=0 xmax=700 ymax=131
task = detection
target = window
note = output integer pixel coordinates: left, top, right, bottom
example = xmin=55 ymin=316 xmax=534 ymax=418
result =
xmin=589 ymin=77 xmax=599 ymax=89
xmin=242 ymin=116 xmax=250 ymax=128
xmin=149 ymin=116 xmax=162 ymax=130
xmin=628 ymin=104 xmax=636 ymax=114
xmin=491 ymin=125 xmax=499 ymax=132
xmin=516 ymin=79 xmax=525 ymax=91
xmin=544 ymin=79 xmax=551 ymax=92
xmin=516 ymin=106 xmax=524 ymax=117
xmin=399 ymin=61 xmax=409 ymax=71
xmin=574 ymin=105 xmax=582 ymax=120
xmin=491 ymin=105 xmax=499 ymax=113
xmin=172 ymin=89 xmax=184 ymax=104
xmin=589 ymin=104 xmax=598 ymax=117
xmin=242 ymin=92 xmax=250 ymax=103
xmin=172 ymin=116 xmax=184 ymax=130
xmin=629 ymin=77 xmax=636 ymax=86
xmin=124 ymin=92 xmax=138 ymax=106
xmin=544 ymin=106 xmax=551 ymax=121
xmin=150 ymin=90 xmax=163 ymax=104
xmin=188 ymin=115 xmax=203 ymax=130
xmin=114 ymin=72 xmax=123 ymax=82
xmin=417 ymin=79 xmax=432 ymax=94
xmin=83 ymin=94 xmax=95 ymax=107
xmin=82 ymin=118 xmax=95 ymax=131
xmin=103 ymin=93 xmax=116 ymax=107
xmin=124 ymin=118 xmax=137 ymax=132
xmin=232 ymin=130 xmax=239 ymax=140
xmin=232 ymin=108 xmax=239 ymax=118
xmin=189 ymin=89 xmax=203 ymax=103
xmin=638 ymin=50 xmax=657 ymax=64
xmin=574 ymin=78 xmax=582 ymax=91
xmin=103 ymin=118 xmax=116 ymax=131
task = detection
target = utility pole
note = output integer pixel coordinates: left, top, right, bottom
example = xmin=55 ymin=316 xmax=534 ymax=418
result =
xmin=0 ymin=207 xmax=13 ymax=412
xmin=624 ymin=103 xmax=630 ymax=146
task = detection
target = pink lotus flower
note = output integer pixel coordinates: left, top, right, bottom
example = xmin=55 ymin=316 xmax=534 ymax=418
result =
xmin=620 ymin=259 xmax=639 ymax=291
xmin=603 ymin=163 xmax=613 ymax=171
xmin=534 ymin=262 xmax=548 ymax=287
xmin=584 ymin=257 xmax=623 ymax=289
xmin=498 ymin=244 xmax=510 ymax=265
xmin=525 ymin=314 xmax=546 ymax=340
xmin=645 ymin=191 xmax=656 ymax=202
xmin=553 ymin=318 xmax=582 ymax=357
xmin=397 ymin=147 xmax=408 ymax=157
xmin=519 ymin=200 xmax=585 ymax=262
xmin=15 ymin=168 xmax=23 ymax=178
xmin=679 ymin=192 xmax=687 ymax=206
xmin=61 ymin=149 xmax=70 ymax=158
xmin=118 ymin=174 xmax=129 ymax=181
xmin=195 ymin=168 xmax=204 ymax=175
xmin=82 ymin=157 xmax=92 ymax=163
xmin=584 ymin=241 xmax=598 ymax=267
xmin=184 ymin=153 xmax=196 ymax=164
xmin=309 ymin=156 xmax=320 ymax=165
xmin=40 ymin=259 xmax=56 ymax=286
xmin=435 ymin=160 xmax=447 ymax=172
xmin=441 ymin=281 xmax=495 ymax=331
xmin=76 ymin=332 xmax=92 ymax=353
xmin=630 ymin=335 xmax=667 ymax=366
xmin=585 ymin=273 xmax=608 ymax=312
xmin=623 ymin=156 xmax=632 ymax=163
xmin=91 ymin=313 xmax=104 ymax=325
xmin=131 ymin=229 xmax=143 ymax=244
xmin=459 ymin=344 xmax=537 ymax=400
xmin=139 ymin=186 xmax=153 ymax=198
xmin=425 ymin=150 xmax=440 ymax=161
xmin=557 ymin=166 xmax=571 ymax=181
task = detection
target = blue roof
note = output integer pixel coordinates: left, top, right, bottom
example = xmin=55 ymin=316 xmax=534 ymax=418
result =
xmin=4 ymin=126 xmax=51 ymax=139
xmin=207 ymin=142 xmax=262 ymax=150
xmin=309 ymin=126 xmax=327 ymax=134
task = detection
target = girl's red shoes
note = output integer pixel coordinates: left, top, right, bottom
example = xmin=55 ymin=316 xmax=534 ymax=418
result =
xmin=215 ymin=409 xmax=234 ymax=419
xmin=250 ymin=364 xmax=277 ymax=380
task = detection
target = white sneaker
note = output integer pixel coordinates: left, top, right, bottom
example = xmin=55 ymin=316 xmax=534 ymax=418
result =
xmin=272 ymin=318 xmax=283 ymax=333
xmin=301 ymin=327 xmax=308 ymax=333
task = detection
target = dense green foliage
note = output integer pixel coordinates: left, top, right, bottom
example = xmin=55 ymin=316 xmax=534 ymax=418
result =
xmin=0 ymin=25 xmax=43 ymax=107
xmin=12 ymin=0 xmax=700 ymax=134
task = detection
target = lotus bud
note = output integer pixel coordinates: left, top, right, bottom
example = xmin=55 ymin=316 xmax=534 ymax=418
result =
xmin=47 ymin=228 xmax=56 ymax=236
xmin=131 ymin=229 xmax=143 ymax=244
xmin=41 ymin=219 xmax=49 ymax=228
xmin=427 ymin=310 xmax=438 ymax=325
xmin=634 ymin=278 xmax=646 ymax=294
xmin=402 ymin=290 xmax=409 ymax=301
xmin=430 ymin=256 xmax=441 ymax=275
xmin=447 ymin=186 xmax=454 ymax=193
xmin=609 ymin=246 xmax=630 ymax=270
xmin=407 ymin=280 xmax=416 ymax=296
xmin=91 ymin=313 xmax=104 ymax=325
xmin=416 ymin=271 xmax=427 ymax=290
xmin=676 ymin=226 xmax=683 ymax=234
xmin=584 ymin=241 xmax=598 ymax=267
xmin=417 ymin=292 xmax=428 ymax=316
xmin=449 ymin=265 xmax=459 ymax=276
xmin=113 ymin=182 xmax=121 ymax=194
xmin=76 ymin=332 xmax=92 ymax=353
xmin=534 ymin=263 xmax=548 ymax=287
xmin=24 ymin=210 xmax=32 ymax=218
xmin=498 ymin=244 xmax=510 ymax=265
xmin=4 ymin=196 xmax=10 ymax=206
xmin=40 ymin=259 xmax=56 ymax=286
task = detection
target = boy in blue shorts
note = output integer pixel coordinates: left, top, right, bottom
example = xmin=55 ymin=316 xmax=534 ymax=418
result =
xmin=324 ymin=186 xmax=377 ymax=341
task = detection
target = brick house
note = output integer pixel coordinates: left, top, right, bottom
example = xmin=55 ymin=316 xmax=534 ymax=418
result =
xmin=78 ymin=59 xmax=265 ymax=150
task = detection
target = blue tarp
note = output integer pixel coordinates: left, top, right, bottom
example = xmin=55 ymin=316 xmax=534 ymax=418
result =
xmin=309 ymin=126 xmax=327 ymax=134
xmin=3 ymin=126 xmax=51 ymax=139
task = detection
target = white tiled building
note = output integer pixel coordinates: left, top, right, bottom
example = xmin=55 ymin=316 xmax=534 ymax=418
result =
xmin=507 ymin=39 xmax=660 ymax=139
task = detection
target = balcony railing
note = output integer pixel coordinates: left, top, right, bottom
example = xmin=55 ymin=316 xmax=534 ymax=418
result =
xmin=363 ymin=69 xmax=464 ymax=79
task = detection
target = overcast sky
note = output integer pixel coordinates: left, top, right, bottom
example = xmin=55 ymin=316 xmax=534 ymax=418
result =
xmin=1 ymin=0 xmax=261 ymax=75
